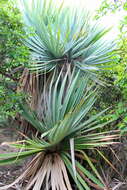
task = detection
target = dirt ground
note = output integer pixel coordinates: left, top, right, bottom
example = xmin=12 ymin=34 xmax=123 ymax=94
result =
xmin=0 ymin=127 xmax=25 ymax=189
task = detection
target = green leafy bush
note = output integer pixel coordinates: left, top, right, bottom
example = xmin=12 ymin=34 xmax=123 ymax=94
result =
xmin=94 ymin=0 xmax=127 ymax=133
xmin=0 ymin=0 xmax=29 ymax=119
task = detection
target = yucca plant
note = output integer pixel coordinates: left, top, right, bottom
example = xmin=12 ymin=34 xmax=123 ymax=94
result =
xmin=0 ymin=0 xmax=119 ymax=189
xmin=0 ymin=68 xmax=118 ymax=190
xmin=19 ymin=0 xmax=115 ymax=74
xmin=17 ymin=0 xmax=116 ymax=118
xmin=16 ymin=0 xmax=116 ymax=130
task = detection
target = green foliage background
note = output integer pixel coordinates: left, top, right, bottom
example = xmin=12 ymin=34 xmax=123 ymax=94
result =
xmin=0 ymin=0 xmax=29 ymax=120
xmin=94 ymin=0 xmax=127 ymax=133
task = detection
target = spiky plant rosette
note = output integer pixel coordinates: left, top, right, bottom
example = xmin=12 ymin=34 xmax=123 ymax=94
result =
xmin=0 ymin=0 xmax=118 ymax=189
xmin=19 ymin=0 xmax=115 ymax=74
xmin=0 ymin=68 xmax=119 ymax=190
